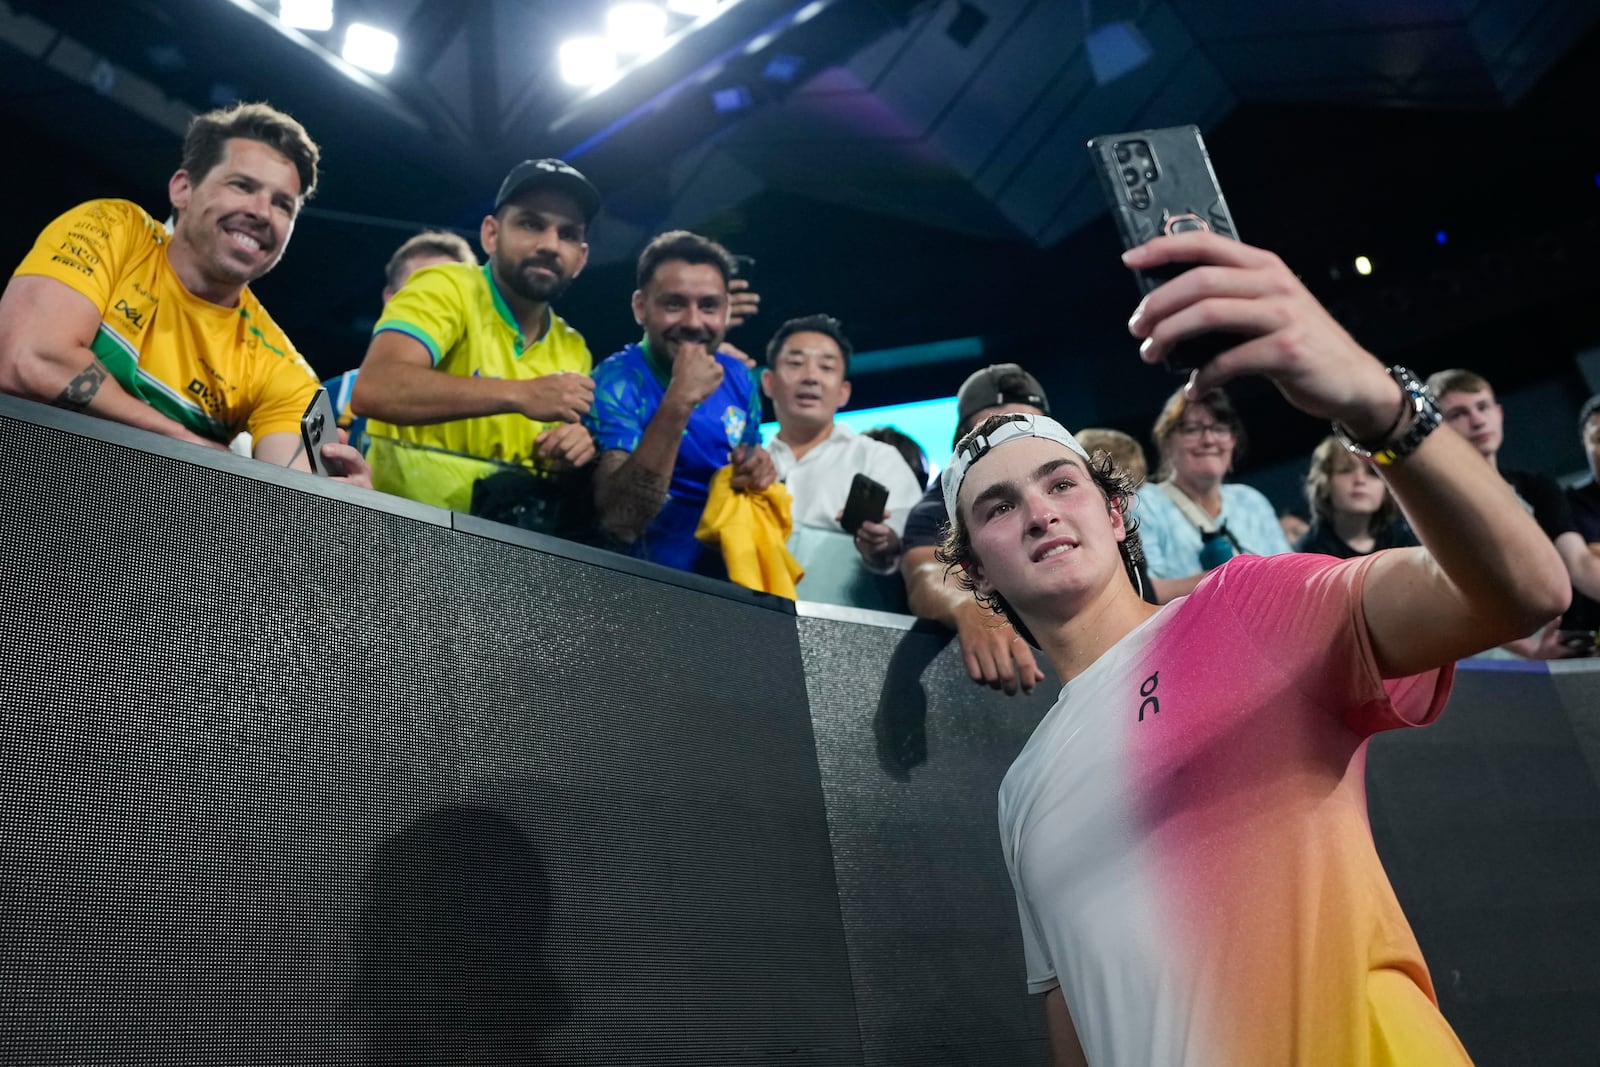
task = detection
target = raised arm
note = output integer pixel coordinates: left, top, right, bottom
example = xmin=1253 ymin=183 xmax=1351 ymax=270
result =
xmin=350 ymin=330 xmax=593 ymax=426
xmin=902 ymin=544 xmax=1046 ymax=695
xmin=1126 ymin=233 xmax=1568 ymax=676
xmin=0 ymin=275 xmax=224 ymax=450
xmin=592 ymin=342 xmax=724 ymax=545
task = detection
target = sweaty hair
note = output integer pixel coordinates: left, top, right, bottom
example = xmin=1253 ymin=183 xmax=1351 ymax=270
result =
xmin=1150 ymin=384 xmax=1247 ymax=481
xmin=936 ymin=412 xmax=1145 ymax=647
xmin=636 ymin=230 xmax=734 ymax=290
xmin=385 ymin=230 xmax=477 ymax=290
xmin=1302 ymin=435 xmax=1399 ymax=533
xmin=180 ymin=101 xmax=320 ymax=204
xmin=1425 ymin=368 xmax=1493 ymax=400
xmin=765 ymin=314 xmax=853 ymax=373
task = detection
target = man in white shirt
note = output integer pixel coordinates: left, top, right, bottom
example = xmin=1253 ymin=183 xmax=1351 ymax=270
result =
xmin=761 ymin=315 xmax=923 ymax=603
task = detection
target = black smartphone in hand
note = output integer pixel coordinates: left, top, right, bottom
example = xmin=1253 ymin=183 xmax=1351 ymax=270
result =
xmin=300 ymin=388 xmax=338 ymax=476
xmin=1087 ymin=124 xmax=1243 ymax=372
xmin=840 ymin=473 xmax=890 ymax=535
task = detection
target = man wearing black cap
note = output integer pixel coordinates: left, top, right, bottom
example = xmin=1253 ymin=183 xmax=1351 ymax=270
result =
xmin=900 ymin=363 xmax=1055 ymax=695
xmin=352 ymin=159 xmax=602 ymax=513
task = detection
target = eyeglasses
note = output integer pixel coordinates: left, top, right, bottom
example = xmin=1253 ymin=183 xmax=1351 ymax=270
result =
xmin=1173 ymin=422 xmax=1235 ymax=440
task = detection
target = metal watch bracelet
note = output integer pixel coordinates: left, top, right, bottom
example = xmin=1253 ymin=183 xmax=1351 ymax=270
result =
xmin=1331 ymin=365 xmax=1443 ymax=468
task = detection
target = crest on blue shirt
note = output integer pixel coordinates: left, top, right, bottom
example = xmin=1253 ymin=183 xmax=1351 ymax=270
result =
xmin=722 ymin=406 xmax=747 ymax=447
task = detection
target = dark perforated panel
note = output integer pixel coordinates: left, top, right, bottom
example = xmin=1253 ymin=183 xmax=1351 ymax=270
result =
xmin=1368 ymin=667 xmax=1600 ymax=1066
xmin=797 ymin=614 xmax=1055 ymax=1067
xmin=0 ymin=408 xmax=860 ymax=1065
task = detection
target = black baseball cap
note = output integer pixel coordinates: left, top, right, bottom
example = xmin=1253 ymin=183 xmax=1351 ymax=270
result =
xmin=956 ymin=363 xmax=1051 ymax=439
xmin=494 ymin=159 xmax=602 ymax=223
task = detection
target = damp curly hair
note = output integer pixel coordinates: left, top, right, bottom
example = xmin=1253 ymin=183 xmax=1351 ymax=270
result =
xmin=935 ymin=412 xmax=1146 ymax=646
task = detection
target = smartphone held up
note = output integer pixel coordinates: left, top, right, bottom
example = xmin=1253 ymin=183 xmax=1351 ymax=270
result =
xmin=1088 ymin=124 xmax=1242 ymax=373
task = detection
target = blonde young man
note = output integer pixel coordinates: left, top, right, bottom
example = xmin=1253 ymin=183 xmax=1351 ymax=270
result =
xmin=938 ymin=232 xmax=1566 ymax=1066
xmin=0 ymin=102 xmax=368 ymax=486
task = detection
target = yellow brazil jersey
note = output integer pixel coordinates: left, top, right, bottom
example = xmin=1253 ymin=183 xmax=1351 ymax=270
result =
xmin=12 ymin=199 xmax=319 ymax=444
xmin=365 ymin=261 xmax=593 ymax=512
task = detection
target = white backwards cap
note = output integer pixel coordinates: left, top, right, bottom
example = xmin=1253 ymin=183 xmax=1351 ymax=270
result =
xmin=941 ymin=413 xmax=1091 ymax=520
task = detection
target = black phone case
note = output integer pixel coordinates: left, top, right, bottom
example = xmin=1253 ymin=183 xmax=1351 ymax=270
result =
xmin=1087 ymin=124 xmax=1241 ymax=372
xmin=300 ymin=388 xmax=338 ymax=477
xmin=840 ymin=474 xmax=889 ymax=535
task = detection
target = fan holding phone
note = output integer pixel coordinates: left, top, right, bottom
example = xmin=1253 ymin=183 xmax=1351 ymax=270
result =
xmin=760 ymin=315 xmax=924 ymax=601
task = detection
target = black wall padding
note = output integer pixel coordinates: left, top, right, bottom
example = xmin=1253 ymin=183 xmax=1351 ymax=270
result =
xmin=1 ymin=397 xmax=1599 ymax=1066
xmin=1368 ymin=666 xmax=1600 ymax=1065
xmin=797 ymin=614 xmax=1056 ymax=1067
xmin=0 ymin=403 xmax=860 ymax=1065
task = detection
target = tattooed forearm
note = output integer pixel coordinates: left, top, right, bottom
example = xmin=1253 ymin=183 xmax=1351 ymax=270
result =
xmin=54 ymin=359 xmax=110 ymax=412
xmin=596 ymin=453 xmax=669 ymax=544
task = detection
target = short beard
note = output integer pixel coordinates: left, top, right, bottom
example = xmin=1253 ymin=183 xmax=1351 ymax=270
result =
xmin=494 ymin=250 xmax=572 ymax=304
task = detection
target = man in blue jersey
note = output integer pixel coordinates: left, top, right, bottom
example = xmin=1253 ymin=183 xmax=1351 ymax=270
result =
xmin=586 ymin=230 xmax=776 ymax=577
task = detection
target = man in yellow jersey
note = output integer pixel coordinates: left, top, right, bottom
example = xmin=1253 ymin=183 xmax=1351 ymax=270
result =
xmin=350 ymin=160 xmax=600 ymax=517
xmin=0 ymin=101 xmax=369 ymax=486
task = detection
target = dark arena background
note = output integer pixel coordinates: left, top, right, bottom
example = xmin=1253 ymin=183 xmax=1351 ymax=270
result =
xmin=3 ymin=0 xmax=1600 ymax=1062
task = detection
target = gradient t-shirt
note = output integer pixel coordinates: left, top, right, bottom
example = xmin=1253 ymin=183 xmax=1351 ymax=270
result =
xmin=1000 ymin=552 xmax=1468 ymax=1066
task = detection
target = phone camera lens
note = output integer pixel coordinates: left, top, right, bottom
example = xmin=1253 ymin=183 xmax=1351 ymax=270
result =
xmin=1132 ymin=191 xmax=1150 ymax=209
xmin=1115 ymin=144 xmax=1132 ymax=163
xmin=1122 ymin=167 xmax=1139 ymax=185
xmin=1134 ymin=142 xmax=1150 ymax=158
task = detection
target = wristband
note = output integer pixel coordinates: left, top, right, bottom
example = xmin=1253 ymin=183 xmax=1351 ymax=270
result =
xmin=1331 ymin=366 xmax=1441 ymax=467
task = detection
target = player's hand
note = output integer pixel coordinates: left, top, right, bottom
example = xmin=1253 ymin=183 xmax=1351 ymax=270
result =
xmin=536 ymin=421 xmax=597 ymax=469
xmin=953 ymin=600 xmax=1046 ymax=696
xmin=321 ymin=441 xmax=373 ymax=490
xmin=1124 ymin=233 xmax=1401 ymax=441
xmin=664 ymin=343 xmax=725 ymax=408
xmin=730 ymin=444 xmax=776 ymax=492
xmin=727 ymin=278 xmax=760 ymax=329
xmin=519 ymin=371 xmax=595 ymax=423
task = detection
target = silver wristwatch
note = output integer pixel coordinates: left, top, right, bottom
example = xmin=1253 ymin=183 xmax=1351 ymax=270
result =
xmin=1331 ymin=365 xmax=1442 ymax=467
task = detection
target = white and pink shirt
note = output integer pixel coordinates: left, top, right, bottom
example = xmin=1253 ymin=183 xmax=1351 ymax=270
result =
xmin=1000 ymin=553 xmax=1472 ymax=1066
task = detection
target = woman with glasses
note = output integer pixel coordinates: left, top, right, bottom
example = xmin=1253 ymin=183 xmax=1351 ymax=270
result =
xmin=1135 ymin=384 xmax=1291 ymax=601
xmin=1295 ymin=435 xmax=1418 ymax=558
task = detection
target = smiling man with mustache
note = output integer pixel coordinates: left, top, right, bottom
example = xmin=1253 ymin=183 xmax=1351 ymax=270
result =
xmin=585 ymin=230 xmax=776 ymax=578
xmin=0 ymin=101 xmax=369 ymax=486
xmin=351 ymin=159 xmax=601 ymax=516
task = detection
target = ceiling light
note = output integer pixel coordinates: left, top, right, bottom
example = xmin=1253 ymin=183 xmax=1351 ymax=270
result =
xmin=278 ymin=0 xmax=333 ymax=32
xmin=667 ymin=0 xmax=721 ymax=16
xmin=342 ymin=23 xmax=397 ymax=74
xmin=1354 ymin=255 xmax=1373 ymax=276
xmin=607 ymin=3 xmax=669 ymax=54
xmin=560 ymin=37 xmax=618 ymax=86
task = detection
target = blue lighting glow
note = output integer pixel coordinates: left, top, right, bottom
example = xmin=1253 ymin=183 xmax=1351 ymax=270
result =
xmin=1434 ymin=230 xmax=1448 ymax=246
xmin=762 ymin=397 xmax=961 ymax=479
xmin=711 ymin=85 xmax=753 ymax=112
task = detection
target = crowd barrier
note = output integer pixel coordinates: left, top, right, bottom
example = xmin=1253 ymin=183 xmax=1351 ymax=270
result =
xmin=1 ymin=394 xmax=1596 ymax=1065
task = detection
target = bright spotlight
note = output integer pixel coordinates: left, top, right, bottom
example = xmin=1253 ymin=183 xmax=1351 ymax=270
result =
xmin=342 ymin=24 xmax=397 ymax=73
xmin=1354 ymin=255 xmax=1373 ymax=276
xmin=608 ymin=3 xmax=669 ymax=54
xmin=667 ymin=0 xmax=721 ymax=15
xmin=560 ymin=37 xmax=618 ymax=86
xmin=278 ymin=0 xmax=333 ymax=32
